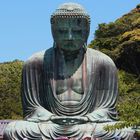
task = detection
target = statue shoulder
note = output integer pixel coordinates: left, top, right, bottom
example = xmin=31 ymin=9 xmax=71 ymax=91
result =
xmin=24 ymin=50 xmax=45 ymax=66
xmin=24 ymin=48 xmax=54 ymax=66
xmin=87 ymin=48 xmax=116 ymax=68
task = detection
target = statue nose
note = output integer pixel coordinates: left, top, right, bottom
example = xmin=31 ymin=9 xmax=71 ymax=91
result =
xmin=68 ymin=29 xmax=73 ymax=40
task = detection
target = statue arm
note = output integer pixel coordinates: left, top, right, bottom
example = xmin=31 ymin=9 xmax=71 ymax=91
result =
xmin=21 ymin=57 xmax=54 ymax=122
xmin=86 ymin=57 xmax=118 ymax=122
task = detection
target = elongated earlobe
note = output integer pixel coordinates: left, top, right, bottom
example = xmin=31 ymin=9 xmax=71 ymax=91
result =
xmin=83 ymin=43 xmax=87 ymax=51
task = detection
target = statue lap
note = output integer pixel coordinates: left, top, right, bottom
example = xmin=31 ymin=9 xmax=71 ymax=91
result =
xmin=4 ymin=121 xmax=134 ymax=139
xmin=4 ymin=48 xmax=135 ymax=140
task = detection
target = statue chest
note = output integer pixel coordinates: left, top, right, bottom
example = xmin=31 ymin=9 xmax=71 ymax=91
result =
xmin=55 ymin=65 xmax=84 ymax=106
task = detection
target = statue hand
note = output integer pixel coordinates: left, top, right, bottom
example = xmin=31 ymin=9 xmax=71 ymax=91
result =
xmin=51 ymin=116 xmax=89 ymax=125
xmin=26 ymin=107 xmax=54 ymax=123
xmin=86 ymin=116 xmax=112 ymax=123
xmin=86 ymin=109 xmax=112 ymax=123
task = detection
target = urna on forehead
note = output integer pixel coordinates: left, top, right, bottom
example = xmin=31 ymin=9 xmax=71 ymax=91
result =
xmin=50 ymin=2 xmax=90 ymax=25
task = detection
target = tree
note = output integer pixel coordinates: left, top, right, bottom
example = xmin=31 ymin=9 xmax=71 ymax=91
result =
xmin=89 ymin=4 xmax=140 ymax=75
xmin=0 ymin=60 xmax=23 ymax=119
xmin=89 ymin=4 xmax=140 ymax=130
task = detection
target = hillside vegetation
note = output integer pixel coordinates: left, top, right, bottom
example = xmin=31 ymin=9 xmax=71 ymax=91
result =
xmin=0 ymin=60 xmax=23 ymax=119
xmin=89 ymin=4 xmax=140 ymax=129
xmin=89 ymin=4 xmax=140 ymax=75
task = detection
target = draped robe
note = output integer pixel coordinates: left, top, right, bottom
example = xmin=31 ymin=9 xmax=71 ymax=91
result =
xmin=4 ymin=48 xmax=135 ymax=140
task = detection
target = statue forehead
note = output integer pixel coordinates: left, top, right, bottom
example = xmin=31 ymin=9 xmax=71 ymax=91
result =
xmin=52 ymin=18 xmax=87 ymax=27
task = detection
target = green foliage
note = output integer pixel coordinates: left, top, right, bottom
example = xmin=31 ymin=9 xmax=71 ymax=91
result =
xmin=0 ymin=60 xmax=23 ymax=119
xmin=121 ymin=29 xmax=140 ymax=42
xmin=132 ymin=17 xmax=140 ymax=28
xmin=95 ymin=22 xmax=131 ymax=38
xmin=104 ymin=71 xmax=140 ymax=133
xmin=89 ymin=4 xmax=140 ymax=75
xmin=89 ymin=4 xmax=140 ymax=130
xmin=136 ymin=4 xmax=140 ymax=9
xmin=117 ymin=71 xmax=140 ymax=126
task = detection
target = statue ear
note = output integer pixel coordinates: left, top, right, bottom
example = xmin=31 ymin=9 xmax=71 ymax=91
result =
xmin=53 ymin=42 xmax=57 ymax=48
xmin=83 ymin=43 xmax=87 ymax=51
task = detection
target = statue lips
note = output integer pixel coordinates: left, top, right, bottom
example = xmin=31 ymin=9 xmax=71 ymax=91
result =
xmin=63 ymin=41 xmax=81 ymax=50
xmin=64 ymin=40 xmax=74 ymax=44
xmin=63 ymin=42 xmax=76 ymax=49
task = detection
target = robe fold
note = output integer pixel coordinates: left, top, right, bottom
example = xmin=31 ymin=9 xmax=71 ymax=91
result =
xmin=22 ymin=48 xmax=118 ymax=120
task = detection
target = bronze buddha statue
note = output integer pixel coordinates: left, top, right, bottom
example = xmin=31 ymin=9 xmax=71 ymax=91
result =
xmin=4 ymin=3 xmax=135 ymax=140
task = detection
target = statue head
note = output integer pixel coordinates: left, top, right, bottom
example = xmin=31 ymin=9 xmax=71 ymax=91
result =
xmin=51 ymin=3 xmax=90 ymax=51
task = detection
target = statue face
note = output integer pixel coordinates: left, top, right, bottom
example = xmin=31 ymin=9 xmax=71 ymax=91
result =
xmin=51 ymin=18 xmax=89 ymax=51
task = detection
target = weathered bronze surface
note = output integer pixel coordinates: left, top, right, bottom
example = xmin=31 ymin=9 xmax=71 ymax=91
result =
xmin=4 ymin=3 xmax=135 ymax=140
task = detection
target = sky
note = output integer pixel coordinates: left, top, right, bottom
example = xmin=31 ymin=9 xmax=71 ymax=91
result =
xmin=0 ymin=0 xmax=140 ymax=62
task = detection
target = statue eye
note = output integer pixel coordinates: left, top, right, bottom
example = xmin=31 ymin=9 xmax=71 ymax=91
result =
xmin=72 ymin=29 xmax=82 ymax=34
xmin=58 ymin=29 xmax=68 ymax=34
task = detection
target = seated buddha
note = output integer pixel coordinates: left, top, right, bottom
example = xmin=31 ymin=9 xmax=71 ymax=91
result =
xmin=4 ymin=3 xmax=135 ymax=140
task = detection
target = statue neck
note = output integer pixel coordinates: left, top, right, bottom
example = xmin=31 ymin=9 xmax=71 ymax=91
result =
xmin=55 ymin=47 xmax=86 ymax=63
xmin=54 ymin=47 xmax=86 ymax=79
xmin=62 ymin=49 xmax=83 ymax=61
